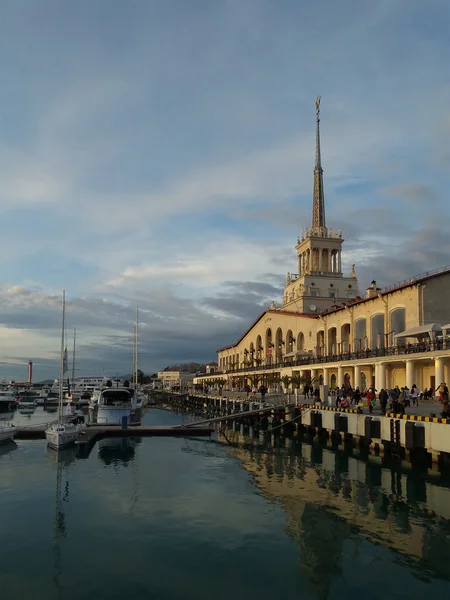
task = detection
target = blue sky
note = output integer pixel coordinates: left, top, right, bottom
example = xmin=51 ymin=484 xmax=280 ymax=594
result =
xmin=0 ymin=0 xmax=449 ymax=381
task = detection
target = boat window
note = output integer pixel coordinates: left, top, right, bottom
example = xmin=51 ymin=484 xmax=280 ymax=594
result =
xmin=101 ymin=390 xmax=133 ymax=406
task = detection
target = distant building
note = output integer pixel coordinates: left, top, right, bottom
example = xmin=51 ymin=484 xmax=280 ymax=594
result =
xmin=157 ymin=371 xmax=196 ymax=391
xmin=205 ymin=362 xmax=218 ymax=374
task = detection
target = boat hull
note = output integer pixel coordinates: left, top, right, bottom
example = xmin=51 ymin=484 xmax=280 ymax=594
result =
xmin=96 ymin=405 xmax=142 ymax=426
xmin=0 ymin=427 xmax=18 ymax=444
xmin=45 ymin=424 xmax=82 ymax=450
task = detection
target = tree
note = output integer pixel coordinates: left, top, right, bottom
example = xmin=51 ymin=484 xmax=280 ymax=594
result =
xmin=281 ymin=375 xmax=292 ymax=392
xmin=248 ymin=374 xmax=261 ymax=388
xmin=214 ymin=377 xmax=227 ymax=394
xmin=290 ymin=374 xmax=305 ymax=390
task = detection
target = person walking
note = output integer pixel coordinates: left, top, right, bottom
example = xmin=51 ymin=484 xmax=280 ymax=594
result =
xmin=398 ymin=388 xmax=407 ymax=414
xmin=410 ymin=384 xmax=419 ymax=407
xmin=436 ymin=382 xmax=445 ymax=403
xmin=303 ymin=384 xmax=309 ymax=399
xmin=366 ymin=388 xmax=376 ymax=414
xmin=351 ymin=387 xmax=361 ymax=406
xmin=379 ymin=388 xmax=388 ymax=415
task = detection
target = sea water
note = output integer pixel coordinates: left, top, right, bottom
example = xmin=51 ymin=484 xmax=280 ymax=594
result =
xmin=0 ymin=407 xmax=449 ymax=599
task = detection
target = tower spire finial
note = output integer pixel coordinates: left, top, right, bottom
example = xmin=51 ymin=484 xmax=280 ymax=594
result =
xmin=313 ymin=95 xmax=326 ymax=232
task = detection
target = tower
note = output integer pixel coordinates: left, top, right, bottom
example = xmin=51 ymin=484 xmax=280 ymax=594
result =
xmin=280 ymin=97 xmax=359 ymax=314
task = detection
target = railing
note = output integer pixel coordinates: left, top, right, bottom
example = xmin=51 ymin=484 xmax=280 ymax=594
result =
xmin=381 ymin=264 xmax=450 ymax=293
xmin=207 ymin=340 xmax=447 ymax=378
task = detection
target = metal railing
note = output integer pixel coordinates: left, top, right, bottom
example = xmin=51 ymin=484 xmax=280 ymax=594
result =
xmin=381 ymin=264 xmax=450 ymax=293
xmin=206 ymin=340 xmax=447 ymax=378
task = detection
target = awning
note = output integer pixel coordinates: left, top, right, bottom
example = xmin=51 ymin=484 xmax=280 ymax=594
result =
xmin=283 ymin=350 xmax=312 ymax=359
xmin=394 ymin=323 xmax=442 ymax=339
xmin=441 ymin=323 xmax=450 ymax=333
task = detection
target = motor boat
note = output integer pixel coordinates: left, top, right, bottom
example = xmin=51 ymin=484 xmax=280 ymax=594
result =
xmin=0 ymin=423 xmax=18 ymax=445
xmin=97 ymin=387 xmax=142 ymax=425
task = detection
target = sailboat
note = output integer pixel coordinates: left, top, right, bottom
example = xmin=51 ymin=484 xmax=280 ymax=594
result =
xmin=45 ymin=291 xmax=83 ymax=450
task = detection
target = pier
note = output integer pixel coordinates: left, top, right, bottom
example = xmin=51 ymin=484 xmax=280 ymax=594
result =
xmin=162 ymin=393 xmax=450 ymax=467
xmin=13 ymin=424 xmax=214 ymax=442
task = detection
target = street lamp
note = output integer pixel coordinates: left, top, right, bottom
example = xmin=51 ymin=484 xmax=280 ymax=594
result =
xmin=385 ymin=330 xmax=395 ymax=347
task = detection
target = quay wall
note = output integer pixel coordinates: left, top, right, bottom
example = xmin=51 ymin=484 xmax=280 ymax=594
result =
xmin=300 ymin=406 xmax=450 ymax=459
xmin=164 ymin=392 xmax=450 ymax=464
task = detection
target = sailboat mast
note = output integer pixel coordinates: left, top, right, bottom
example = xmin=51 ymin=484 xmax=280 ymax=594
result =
xmin=72 ymin=328 xmax=76 ymax=387
xmin=59 ymin=291 xmax=66 ymax=424
xmin=135 ymin=305 xmax=139 ymax=390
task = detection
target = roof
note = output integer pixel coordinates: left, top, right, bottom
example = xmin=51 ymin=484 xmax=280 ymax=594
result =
xmin=216 ymin=309 xmax=317 ymax=353
xmin=321 ymin=265 xmax=450 ymax=317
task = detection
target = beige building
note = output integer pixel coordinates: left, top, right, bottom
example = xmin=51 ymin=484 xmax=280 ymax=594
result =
xmin=196 ymin=98 xmax=450 ymax=395
xmin=157 ymin=370 xmax=196 ymax=391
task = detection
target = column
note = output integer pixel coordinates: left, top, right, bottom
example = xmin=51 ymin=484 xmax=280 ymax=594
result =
xmin=319 ymin=248 xmax=323 ymax=272
xmin=354 ymin=364 xmax=361 ymax=389
xmin=378 ymin=362 xmax=387 ymax=390
xmin=311 ymin=369 xmax=318 ymax=384
xmin=435 ymin=357 xmax=444 ymax=397
xmin=337 ymin=365 xmax=344 ymax=388
xmin=323 ymin=367 xmax=329 ymax=387
xmin=328 ymin=251 xmax=332 ymax=273
xmin=406 ymin=360 xmax=415 ymax=389
xmin=298 ymin=253 xmax=302 ymax=276
xmin=338 ymin=250 xmax=342 ymax=274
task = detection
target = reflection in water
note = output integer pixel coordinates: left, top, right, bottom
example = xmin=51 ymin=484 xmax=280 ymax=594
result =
xmin=46 ymin=447 xmax=77 ymax=599
xmin=0 ymin=440 xmax=18 ymax=459
xmin=97 ymin=437 xmax=142 ymax=466
xmin=221 ymin=429 xmax=450 ymax=595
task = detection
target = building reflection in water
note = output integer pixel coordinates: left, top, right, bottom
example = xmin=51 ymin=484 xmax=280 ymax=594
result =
xmin=220 ymin=425 xmax=450 ymax=597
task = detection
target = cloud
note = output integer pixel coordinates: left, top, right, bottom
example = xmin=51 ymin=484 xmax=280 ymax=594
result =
xmin=0 ymin=0 xmax=450 ymax=379
xmin=381 ymin=183 xmax=437 ymax=204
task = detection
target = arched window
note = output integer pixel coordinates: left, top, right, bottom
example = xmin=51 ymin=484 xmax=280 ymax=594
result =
xmin=371 ymin=314 xmax=385 ymax=349
xmin=390 ymin=308 xmax=406 ymax=346
xmin=265 ymin=328 xmax=273 ymax=365
xmin=330 ymin=374 xmax=337 ymax=389
xmin=354 ymin=318 xmax=367 ymax=349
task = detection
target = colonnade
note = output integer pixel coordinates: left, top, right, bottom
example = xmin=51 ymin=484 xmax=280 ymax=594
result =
xmin=316 ymin=356 xmax=447 ymax=393
xmin=298 ymin=247 xmax=342 ymax=275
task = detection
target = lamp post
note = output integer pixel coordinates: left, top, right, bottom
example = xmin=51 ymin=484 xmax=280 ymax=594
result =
xmin=384 ymin=330 xmax=395 ymax=348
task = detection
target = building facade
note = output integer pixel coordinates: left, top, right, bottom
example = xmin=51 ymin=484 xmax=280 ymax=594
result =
xmin=157 ymin=371 xmax=196 ymax=391
xmin=195 ymin=98 xmax=450 ymax=395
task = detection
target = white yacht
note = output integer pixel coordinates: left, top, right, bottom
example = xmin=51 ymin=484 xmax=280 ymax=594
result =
xmin=0 ymin=423 xmax=18 ymax=444
xmin=97 ymin=387 xmax=142 ymax=425
xmin=0 ymin=390 xmax=18 ymax=409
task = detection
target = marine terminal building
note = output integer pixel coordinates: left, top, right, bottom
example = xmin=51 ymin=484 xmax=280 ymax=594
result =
xmin=196 ymin=99 xmax=450 ymax=395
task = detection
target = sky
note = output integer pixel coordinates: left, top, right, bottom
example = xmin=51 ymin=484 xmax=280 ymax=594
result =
xmin=0 ymin=0 xmax=449 ymax=381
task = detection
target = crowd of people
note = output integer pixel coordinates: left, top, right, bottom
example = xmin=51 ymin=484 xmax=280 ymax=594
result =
xmin=326 ymin=382 xmax=450 ymax=418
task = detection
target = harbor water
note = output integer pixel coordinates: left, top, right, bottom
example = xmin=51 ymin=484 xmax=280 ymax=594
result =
xmin=1 ymin=407 xmax=450 ymax=599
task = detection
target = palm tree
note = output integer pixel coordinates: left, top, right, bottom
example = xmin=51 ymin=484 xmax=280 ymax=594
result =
xmin=214 ymin=377 xmax=227 ymax=395
xmin=281 ymin=375 xmax=292 ymax=393
xmin=248 ymin=374 xmax=261 ymax=388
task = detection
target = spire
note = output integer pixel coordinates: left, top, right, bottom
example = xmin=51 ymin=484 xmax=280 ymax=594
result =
xmin=312 ymin=96 xmax=326 ymax=231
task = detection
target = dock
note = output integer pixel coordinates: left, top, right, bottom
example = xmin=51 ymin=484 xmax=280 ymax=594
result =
xmin=14 ymin=424 xmax=215 ymax=442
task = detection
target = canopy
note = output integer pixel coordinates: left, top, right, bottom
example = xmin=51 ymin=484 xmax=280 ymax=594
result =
xmin=283 ymin=350 xmax=312 ymax=359
xmin=393 ymin=323 xmax=442 ymax=339
xmin=441 ymin=323 xmax=450 ymax=333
